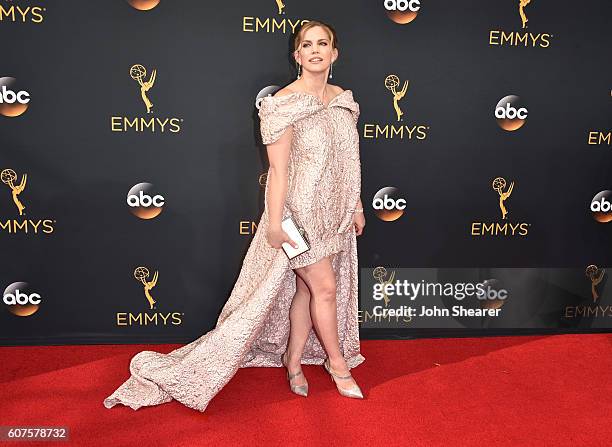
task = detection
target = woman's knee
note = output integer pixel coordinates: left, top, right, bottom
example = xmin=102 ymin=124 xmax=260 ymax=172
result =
xmin=311 ymin=280 xmax=337 ymax=303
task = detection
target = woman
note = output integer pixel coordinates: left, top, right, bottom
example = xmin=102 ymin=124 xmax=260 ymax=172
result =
xmin=103 ymin=20 xmax=365 ymax=413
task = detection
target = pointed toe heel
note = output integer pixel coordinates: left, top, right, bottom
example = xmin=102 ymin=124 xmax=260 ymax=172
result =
xmin=323 ymin=358 xmax=364 ymax=399
xmin=282 ymin=351 xmax=309 ymax=397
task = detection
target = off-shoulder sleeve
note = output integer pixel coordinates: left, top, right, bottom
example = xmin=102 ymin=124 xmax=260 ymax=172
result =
xmin=334 ymin=91 xmax=360 ymax=125
xmin=258 ymin=94 xmax=321 ymax=145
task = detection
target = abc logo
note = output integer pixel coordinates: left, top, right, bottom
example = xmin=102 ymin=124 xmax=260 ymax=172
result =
xmin=495 ymin=95 xmax=528 ymax=131
xmin=384 ymin=0 xmax=420 ymax=24
xmin=476 ymin=286 xmax=508 ymax=301
xmin=372 ymin=186 xmax=406 ymax=221
xmin=477 ymin=279 xmax=508 ymax=310
xmin=0 ymin=77 xmax=30 ymax=117
xmin=590 ymin=190 xmax=612 ymax=223
xmin=255 ymin=85 xmax=281 ymax=110
xmin=3 ymin=282 xmax=41 ymax=317
xmin=127 ymin=182 xmax=165 ymax=219
xmin=127 ymin=0 xmax=160 ymax=11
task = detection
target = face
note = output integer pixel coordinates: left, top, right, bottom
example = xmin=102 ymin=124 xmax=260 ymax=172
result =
xmin=294 ymin=26 xmax=338 ymax=76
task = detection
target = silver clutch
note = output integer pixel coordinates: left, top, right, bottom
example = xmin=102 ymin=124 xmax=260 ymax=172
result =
xmin=280 ymin=215 xmax=311 ymax=260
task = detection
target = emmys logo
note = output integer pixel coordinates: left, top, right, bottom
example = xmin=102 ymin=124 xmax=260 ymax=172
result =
xmin=2 ymin=168 xmax=26 ymax=216
xmin=590 ymin=190 xmax=612 ymax=223
xmin=492 ymin=177 xmax=513 ymax=220
xmin=586 ymin=265 xmax=606 ymax=302
xmin=134 ymin=266 xmax=158 ymax=310
xmin=239 ymin=172 xmax=267 ymax=235
xmin=127 ymin=183 xmax=165 ymax=219
xmin=0 ymin=1 xmax=45 ymax=23
xmin=0 ymin=77 xmax=30 ymax=117
xmin=372 ymin=186 xmax=406 ymax=222
xmin=489 ymin=0 xmax=552 ymax=48
xmin=588 ymin=131 xmax=611 ymax=145
xmin=384 ymin=0 xmax=421 ymax=24
xmin=126 ymin=0 xmax=160 ymax=11
xmin=116 ymin=266 xmax=184 ymax=326
xmin=495 ymin=95 xmax=528 ymax=131
xmin=3 ymin=282 xmax=42 ymax=317
xmin=110 ymin=64 xmax=182 ymax=133
xmin=0 ymin=168 xmax=55 ymax=234
xmin=386 ymin=75 xmax=409 ymax=122
xmin=564 ymin=266 xmax=610 ymax=318
xmin=359 ymin=266 xmax=412 ymax=325
xmin=471 ymin=177 xmax=530 ymax=237
xmin=130 ymin=64 xmax=156 ymax=113
xmin=373 ymin=267 xmax=396 ymax=307
xmin=242 ymin=1 xmax=308 ymax=34
xmin=363 ymin=75 xmax=429 ymax=140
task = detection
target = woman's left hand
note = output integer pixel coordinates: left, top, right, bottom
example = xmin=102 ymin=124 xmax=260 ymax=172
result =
xmin=352 ymin=212 xmax=365 ymax=236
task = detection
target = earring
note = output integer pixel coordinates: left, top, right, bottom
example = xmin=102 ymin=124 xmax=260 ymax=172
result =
xmin=297 ymin=63 xmax=301 ymax=79
xmin=329 ymin=62 xmax=333 ymax=79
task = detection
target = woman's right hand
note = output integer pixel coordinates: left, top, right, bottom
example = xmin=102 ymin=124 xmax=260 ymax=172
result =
xmin=267 ymin=226 xmax=299 ymax=250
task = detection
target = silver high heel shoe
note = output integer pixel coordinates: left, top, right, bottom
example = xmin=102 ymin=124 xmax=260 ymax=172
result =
xmin=323 ymin=358 xmax=364 ymax=399
xmin=281 ymin=351 xmax=308 ymax=397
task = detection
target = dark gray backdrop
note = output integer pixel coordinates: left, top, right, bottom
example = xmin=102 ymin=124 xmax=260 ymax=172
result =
xmin=0 ymin=0 xmax=610 ymax=345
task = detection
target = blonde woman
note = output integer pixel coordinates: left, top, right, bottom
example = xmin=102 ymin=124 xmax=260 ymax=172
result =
xmin=103 ymin=20 xmax=365 ymax=413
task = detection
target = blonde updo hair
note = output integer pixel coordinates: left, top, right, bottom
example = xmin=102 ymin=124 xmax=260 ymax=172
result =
xmin=293 ymin=20 xmax=339 ymax=53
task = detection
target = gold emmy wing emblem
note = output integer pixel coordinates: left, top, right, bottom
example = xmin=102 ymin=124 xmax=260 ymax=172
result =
xmin=134 ymin=266 xmax=158 ymax=310
xmin=130 ymin=64 xmax=156 ymax=114
xmin=1 ymin=168 xmax=27 ymax=216
xmin=275 ymin=0 xmax=285 ymax=14
xmin=519 ymin=0 xmax=531 ymax=29
xmin=492 ymin=177 xmax=514 ymax=220
xmin=586 ymin=265 xmax=605 ymax=302
xmin=384 ymin=74 xmax=409 ymax=122
xmin=373 ymin=267 xmax=396 ymax=307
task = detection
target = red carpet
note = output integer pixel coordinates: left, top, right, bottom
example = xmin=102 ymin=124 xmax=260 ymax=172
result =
xmin=1 ymin=335 xmax=611 ymax=447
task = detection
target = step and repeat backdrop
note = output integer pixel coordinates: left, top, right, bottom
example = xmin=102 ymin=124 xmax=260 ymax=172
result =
xmin=1 ymin=0 xmax=610 ymax=345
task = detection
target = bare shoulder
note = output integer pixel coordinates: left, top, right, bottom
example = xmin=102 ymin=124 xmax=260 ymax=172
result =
xmin=328 ymin=84 xmax=346 ymax=95
xmin=273 ymin=86 xmax=297 ymax=98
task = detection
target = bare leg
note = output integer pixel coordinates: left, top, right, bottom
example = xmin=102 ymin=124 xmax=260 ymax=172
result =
xmin=284 ymin=273 xmax=312 ymax=386
xmin=294 ymin=255 xmax=358 ymax=391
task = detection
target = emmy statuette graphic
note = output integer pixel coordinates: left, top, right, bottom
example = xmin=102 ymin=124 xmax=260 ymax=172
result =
xmin=1 ymin=168 xmax=27 ymax=216
xmin=134 ymin=266 xmax=158 ymax=310
xmin=373 ymin=267 xmax=396 ymax=307
xmin=519 ymin=0 xmax=532 ymax=29
xmin=384 ymin=74 xmax=409 ymax=122
xmin=130 ymin=64 xmax=157 ymax=114
xmin=492 ymin=177 xmax=514 ymax=220
xmin=586 ymin=265 xmax=605 ymax=302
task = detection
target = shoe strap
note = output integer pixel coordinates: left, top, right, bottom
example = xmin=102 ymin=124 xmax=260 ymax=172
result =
xmin=288 ymin=369 xmax=303 ymax=380
xmin=326 ymin=361 xmax=352 ymax=380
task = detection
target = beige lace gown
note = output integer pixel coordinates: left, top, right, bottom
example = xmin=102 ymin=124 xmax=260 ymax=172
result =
xmin=103 ymin=89 xmax=365 ymax=412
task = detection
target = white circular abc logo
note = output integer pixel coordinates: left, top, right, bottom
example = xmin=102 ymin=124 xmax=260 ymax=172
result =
xmin=3 ymin=282 xmax=42 ymax=316
xmin=0 ymin=77 xmax=30 ymax=117
xmin=384 ymin=0 xmax=420 ymax=24
xmin=127 ymin=182 xmax=165 ymax=219
xmin=591 ymin=190 xmax=612 ymax=223
xmin=494 ymin=95 xmax=528 ymax=131
xmin=0 ymin=85 xmax=30 ymax=105
xmin=384 ymin=0 xmax=420 ymax=12
xmin=372 ymin=186 xmax=406 ymax=221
